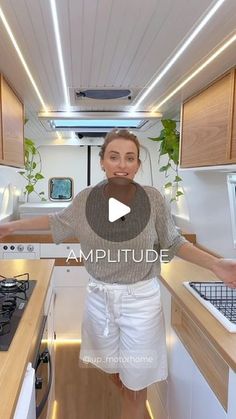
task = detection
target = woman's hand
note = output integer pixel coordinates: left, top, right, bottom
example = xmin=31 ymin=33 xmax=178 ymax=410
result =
xmin=212 ymin=259 xmax=236 ymax=288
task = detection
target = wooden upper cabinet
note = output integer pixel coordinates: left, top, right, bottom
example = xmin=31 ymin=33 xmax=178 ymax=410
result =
xmin=0 ymin=75 xmax=24 ymax=167
xmin=180 ymin=69 xmax=236 ymax=168
xmin=0 ymin=80 xmax=2 ymax=161
xmin=231 ymin=71 xmax=236 ymax=159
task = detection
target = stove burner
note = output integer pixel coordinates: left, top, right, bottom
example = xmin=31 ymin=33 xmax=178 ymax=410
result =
xmin=0 ymin=273 xmax=29 ymax=295
xmin=0 ymin=273 xmax=36 ymax=350
xmin=2 ymin=297 xmax=17 ymax=314
xmin=0 ymin=316 xmax=10 ymax=335
xmin=1 ymin=278 xmax=18 ymax=288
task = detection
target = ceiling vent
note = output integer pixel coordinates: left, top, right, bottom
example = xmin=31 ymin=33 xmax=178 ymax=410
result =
xmin=69 ymin=87 xmax=141 ymax=106
xmin=76 ymin=89 xmax=131 ymax=100
xmin=75 ymin=132 xmax=106 ymax=139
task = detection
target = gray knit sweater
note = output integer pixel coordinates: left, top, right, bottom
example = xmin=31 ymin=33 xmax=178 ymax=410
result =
xmin=49 ymin=185 xmax=187 ymax=284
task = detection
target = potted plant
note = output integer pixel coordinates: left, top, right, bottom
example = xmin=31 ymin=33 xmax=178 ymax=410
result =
xmin=149 ymin=119 xmax=183 ymax=202
xmin=18 ymin=138 xmax=46 ymax=202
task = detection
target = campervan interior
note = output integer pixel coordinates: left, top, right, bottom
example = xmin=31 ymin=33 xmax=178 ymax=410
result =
xmin=0 ymin=0 xmax=236 ymax=418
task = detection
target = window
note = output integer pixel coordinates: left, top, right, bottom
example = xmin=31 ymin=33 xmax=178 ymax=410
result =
xmin=49 ymin=177 xmax=73 ymax=201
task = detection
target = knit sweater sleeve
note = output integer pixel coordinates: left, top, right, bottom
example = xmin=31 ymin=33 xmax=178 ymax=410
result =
xmin=49 ymin=195 xmax=80 ymax=244
xmin=152 ymin=188 xmax=187 ymax=261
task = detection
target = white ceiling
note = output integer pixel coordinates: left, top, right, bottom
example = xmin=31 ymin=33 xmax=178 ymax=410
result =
xmin=0 ymin=0 xmax=235 ymax=142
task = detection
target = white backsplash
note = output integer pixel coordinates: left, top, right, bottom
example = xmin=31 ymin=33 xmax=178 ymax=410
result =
xmin=0 ymin=166 xmax=25 ymax=221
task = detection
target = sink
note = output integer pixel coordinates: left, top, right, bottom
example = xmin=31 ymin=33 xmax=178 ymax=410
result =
xmin=0 ymin=184 xmax=14 ymax=220
xmin=183 ymin=281 xmax=236 ymax=333
xmin=19 ymin=202 xmax=69 ymax=218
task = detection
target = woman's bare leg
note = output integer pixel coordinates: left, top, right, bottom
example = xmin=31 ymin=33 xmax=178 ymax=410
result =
xmin=109 ymin=373 xmax=124 ymax=390
xmin=121 ymin=386 xmax=147 ymax=419
xmin=109 ymin=374 xmax=148 ymax=418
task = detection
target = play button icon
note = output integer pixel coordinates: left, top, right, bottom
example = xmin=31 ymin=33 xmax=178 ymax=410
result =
xmin=86 ymin=178 xmax=151 ymax=242
xmin=108 ymin=198 xmax=131 ymax=222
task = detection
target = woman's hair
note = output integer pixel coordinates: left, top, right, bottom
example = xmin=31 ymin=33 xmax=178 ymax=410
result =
xmin=99 ymin=129 xmax=141 ymax=163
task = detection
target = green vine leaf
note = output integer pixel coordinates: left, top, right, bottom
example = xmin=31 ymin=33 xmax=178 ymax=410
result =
xmin=161 ymin=119 xmax=176 ymax=130
xmin=160 ymin=163 xmax=171 ymax=172
xmin=35 ymin=173 xmax=44 ymax=180
xmin=147 ymin=118 xmax=183 ymax=204
xmin=25 ymin=184 xmax=34 ymax=193
xmin=174 ymin=175 xmax=182 ymax=182
xmin=176 ymin=191 xmax=184 ymax=197
xmin=148 ymin=136 xmax=162 ymax=142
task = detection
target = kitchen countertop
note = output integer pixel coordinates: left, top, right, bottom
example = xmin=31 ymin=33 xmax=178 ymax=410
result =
xmin=160 ymin=259 xmax=236 ymax=371
xmin=0 ymin=232 xmax=196 ymax=244
xmin=0 ymin=259 xmax=54 ymax=419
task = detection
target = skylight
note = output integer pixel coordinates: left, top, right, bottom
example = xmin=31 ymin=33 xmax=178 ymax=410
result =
xmin=51 ymin=119 xmax=146 ymax=129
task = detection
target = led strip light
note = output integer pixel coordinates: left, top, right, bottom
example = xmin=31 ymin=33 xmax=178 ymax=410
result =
xmin=132 ymin=0 xmax=227 ymax=111
xmin=152 ymin=32 xmax=236 ymax=111
xmin=0 ymin=6 xmax=48 ymax=112
xmin=49 ymin=0 xmax=70 ymax=108
xmin=0 ymin=6 xmax=64 ymax=139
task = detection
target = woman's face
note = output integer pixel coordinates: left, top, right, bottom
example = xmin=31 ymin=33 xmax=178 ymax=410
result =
xmin=101 ymin=138 xmax=140 ymax=180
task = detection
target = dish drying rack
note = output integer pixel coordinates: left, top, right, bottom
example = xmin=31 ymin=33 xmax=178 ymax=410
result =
xmin=189 ymin=282 xmax=236 ymax=324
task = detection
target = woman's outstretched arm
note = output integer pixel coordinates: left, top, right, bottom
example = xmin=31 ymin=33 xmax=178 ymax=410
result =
xmin=0 ymin=216 xmax=50 ymax=239
xmin=176 ymin=242 xmax=236 ymax=288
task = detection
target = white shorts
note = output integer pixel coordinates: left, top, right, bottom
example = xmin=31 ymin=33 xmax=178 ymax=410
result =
xmin=79 ymin=277 xmax=168 ymax=391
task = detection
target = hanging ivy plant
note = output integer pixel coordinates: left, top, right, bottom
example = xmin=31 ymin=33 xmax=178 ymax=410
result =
xmin=148 ymin=119 xmax=183 ymax=202
xmin=18 ymin=138 xmax=46 ymax=202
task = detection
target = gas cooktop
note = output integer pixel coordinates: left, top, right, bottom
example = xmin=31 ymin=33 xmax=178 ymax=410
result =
xmin=0 ymin=273 xmax=36 ymax=350
xmin=184 ymin=281 xmax=236 ymax=333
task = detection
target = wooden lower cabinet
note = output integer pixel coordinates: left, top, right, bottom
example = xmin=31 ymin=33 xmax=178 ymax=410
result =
xmin=0 ymin=75 xmax=24 ymax=167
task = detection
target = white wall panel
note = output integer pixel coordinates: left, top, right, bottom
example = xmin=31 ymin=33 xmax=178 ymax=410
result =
xmin=33 ymin=145 xmax=87 ymax=202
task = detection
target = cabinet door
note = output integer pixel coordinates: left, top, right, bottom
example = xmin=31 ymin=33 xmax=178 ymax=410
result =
xmin=52 ymin=266 xmax=89 ymax=339
xmin=231 ymin=70 xmax=236 ymax=159
xmin=0 ymin=79 xmax=2 ymax=161
xmin=1 ymin=76 xmax=24 ymax=167
xmin=180 ymin=71 xmax=234 ymax=167
xmin=168 ymin=329 xmax=193 ymax=419
xmin=191 ymin=361 xmax=227 ymax=419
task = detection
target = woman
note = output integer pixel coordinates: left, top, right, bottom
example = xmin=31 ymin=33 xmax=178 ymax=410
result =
xmin=1 ymin=129 xmax=236 ymax=419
